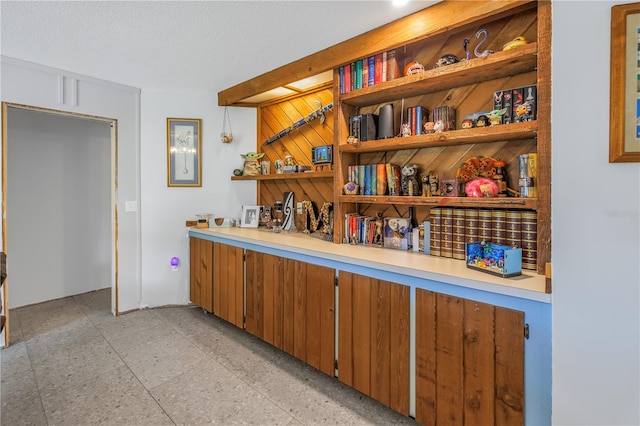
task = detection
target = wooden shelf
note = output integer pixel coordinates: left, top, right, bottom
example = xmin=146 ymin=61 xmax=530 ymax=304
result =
xmin=338 ymin=195 xmax=537 ymax=209
xmin=231 ymin=170 xmax=334 ymax=181
xmin=339 ymin=121 xmax=537 ymax=154
xmin=340 ymin=43 xmax=538 ymax=107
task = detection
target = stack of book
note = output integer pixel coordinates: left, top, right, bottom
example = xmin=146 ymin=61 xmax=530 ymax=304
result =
xmin=429 ymin=207 xmax=538 ymax=271
xmin=405 ymin=106 xmax=429 ymax=135
xmin=339 ymin=49 xmax=401 ymax=94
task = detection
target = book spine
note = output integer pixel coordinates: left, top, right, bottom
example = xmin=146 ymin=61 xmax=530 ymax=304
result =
xmin=339 ymin=66 xmax=345 ymax=94
xmin=364 ymin=164 xmax=372 ymax=195
xmin=491 ymin=209 xmax=507 ymax=245
xmin=526 ymin=84 xmax=537 ymax=120
xmin=478 ymin=209 xmax=492 ymax=242
xmin=386 ymin=163 xmax=396 ymax=196
xmin=429 ymin=208 xmax=442 ymax=257
xmin=528 ymin=153 xmax=538 ymax=198
xmin=374 ymin=53 xmax=383 ymax=85
xmin=368 ymin=56 xmax=375 ymax=87
xmin=381 ymin=51 xmax=388 ymax=82
xmin=370 ymin=164 xmax=377 ymax=196
xmin=393 ymin=165 xmax=402 ymax=196
xmin=521 ymin=211 xmax=538 ymax=270
xmin=362 ymin=61 xmax=368 ymax=88
xmin=377 ymin=163 xmax=387 ymax=195
xmin=464 ymin=208 xmax=479 ymax=244
xmin=423 ymin=220 xmax=431 ymax=255
xmin=387 ymin=49 xmax=399 ymax=81
xmin=350 ymin=62 xmax=356 ymax=91
xmin=411 ymin=107 xmax=417 ymax=135
xmin=358 ymin=165 xmax=365 ymax=195
xmin=344 ymin=64 xmax=351 ymax=93
xmin=506 ymin=210 xmax=522 ymax=248
xmin=440 ymin=208 xmax=453 ymax=258
xmin=355 ymin=60 xmax=363 ymax=90
xmin=502 ymin=89 xmax=512 ymax=124
xmin=452 ymin=208 xmax=466 ymax=260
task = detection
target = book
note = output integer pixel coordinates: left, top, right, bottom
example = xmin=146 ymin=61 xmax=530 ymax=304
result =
xmin=370 ymin=164 xmax=377 ymax=196
xmin=368 ymin=56 xmax=375 ymax=87
xmin=521 ymin=211 xmax=537 ymax=270
xmin=440 ymin=207 xmax=453 ymax=258
xmin=362 ymin=61 xmax=368 ymax=88
xmin=358 ymin=165 xmax=365 ymax=195
xmin=374 ymin=53 xmax=383 ymax=85
xmin=423 ymin=220 xmax=431 ymax=255
xmin=385 ymin=164 xmax=401 ymax=196
xmin=387 ymin=49 xmax=400 ymax=81
xmin=381 ymin=51 xmax=388 ymax=83
xmin=364 ymin=164 xmax=372 ymax=195
xmin=355 ymin=60 xmax=362 ymax=90
xmin=452 ymin=208 xmax=466 ymax=260
xmin=339 ymin=66 xmax=345 ymax=94
xmin=376 ymin=163 xmax=387 ymax=195
xmin=344 ymin=63 xmax=351 ymax=94
xmin=383 ymin=217 xmax=411 ymax=250
xmin=505 ymin=210 xmax=522 ymax=248
xmin=478 ymin=209 xmax=492 ymax=242
xmin=429 ymin=208 xmax=442 ymax=257
xmin=491 ymin=209 xmax=507 ymax=245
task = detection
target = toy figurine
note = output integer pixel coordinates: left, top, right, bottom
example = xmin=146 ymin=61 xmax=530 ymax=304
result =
xmin=486 ymin=108 xmax=508 ymax=126
xmin=461 ymin=119 xmax=474 ymax=129
xmin=421 ymin=175 xmax=430 ymax=197
xmin=240 ymin=152 xmax=265 ymax=176
xmin=404 ymin=61 xmax=425 ymax=75
xmin=476 ymin=115 xmax=490 ymax=127
xmin=433 ymin=119 xmax=445 ymax=133
xmin=373 ymin=212 xmax=384 ymax=247
xmin=401 ymin=164 xmax=421 ymax=196
xmin=427 ymin=171 xmax=440 ymax=196
xmin=474 ymin=29 xmax=494 ymax=58
xmin=423 ymin=121 xmax=435 ymax=134
xmin=462 ymin=38 xmax=472 ymax=61
xmin=401 ymin=122 xmax=411 ymax=137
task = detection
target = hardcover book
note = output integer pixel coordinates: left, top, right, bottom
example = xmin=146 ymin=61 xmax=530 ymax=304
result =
xmin=429 ymin=208 xmax=442 ymax=256
xmin=376 ymin=163 xmax=387 ymax=195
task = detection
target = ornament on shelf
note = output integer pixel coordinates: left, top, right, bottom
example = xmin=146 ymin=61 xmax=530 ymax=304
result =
xmin=474 ymin=29 xmax=494 ymax=58
xmin=221 ymin=104 xmax=233 ymax=143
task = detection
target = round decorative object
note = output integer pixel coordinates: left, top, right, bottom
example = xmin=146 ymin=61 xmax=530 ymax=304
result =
xmin=476 ymin=114 xmax=489 ymax=127
xmin=404 ymin=61 xmax=425 ymax=76
xmin=461 ymin=119 xmax=474 ymax=129
xmin=233 ymin=169 xmax=243 ymax=176
xmin=220 ymin=105 xmax=233 ymax=143
xmin=343 ymin=182 xmax=359 ymax=195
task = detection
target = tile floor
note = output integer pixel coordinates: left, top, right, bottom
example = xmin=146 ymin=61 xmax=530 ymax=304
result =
xmin=1 ymin=289 xmax=418 ymax=425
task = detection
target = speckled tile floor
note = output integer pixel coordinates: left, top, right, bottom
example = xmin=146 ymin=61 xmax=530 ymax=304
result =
xmin=1 ymin=289 xmax=418 ymax=425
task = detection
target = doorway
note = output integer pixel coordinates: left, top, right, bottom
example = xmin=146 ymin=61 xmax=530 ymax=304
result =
xmin=1 ymin=103 xmax=118 ymax=346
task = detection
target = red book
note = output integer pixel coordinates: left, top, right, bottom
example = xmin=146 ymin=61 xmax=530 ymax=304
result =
xmin=344 ymin=63 xmax=351 ymax=93
xmin=374 ymin=53 xmax=383 ymax=85
xmin=381 ymin=51 xmax=388 ymax=83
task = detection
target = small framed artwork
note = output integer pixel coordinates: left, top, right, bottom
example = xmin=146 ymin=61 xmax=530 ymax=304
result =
xmin=167 ymin=118 xmax=202 ymax=186
xmin=610 ymin=4 xmax=640 ymax=162
xmin=440 ymin=179 xmax=458 ymax=197
xmin=241 ymin=205 xmax=260 ymax=228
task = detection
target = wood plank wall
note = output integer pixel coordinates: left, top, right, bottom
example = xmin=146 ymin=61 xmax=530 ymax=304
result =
xmin=415 ymin=288 xmax=525 ymax=426
xmin=258 ymin=88 xmax=335 ymax=232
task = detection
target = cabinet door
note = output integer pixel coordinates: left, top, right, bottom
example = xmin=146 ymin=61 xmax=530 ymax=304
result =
xmin=245 ymin=250 xmax=335 ymax=376
xmin=189 ymin=237 xmax=213 ymax=312
xmin=213 ymin=242 xmax=244 ymax=328
xmin=338 ymin=271 xmax=410 ymax=416
xmin=415 ymin=289 xmax=524 ymax=426
xmin=283 ymin=258 xmax=335 ymax=376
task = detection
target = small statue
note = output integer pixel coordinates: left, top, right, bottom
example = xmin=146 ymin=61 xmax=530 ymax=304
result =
xmin=476 ymin=115 xmax=490 ymax=127
xmin=433 ymin=119 xmax=445 ymax=133
xmin=434 ymin=54 xmax=459 ymax=68
xmin=462 ymin=38 xmax=472 ymax=61
xmin=427 ymin=171 xmax=440 ymax=196
xmin=401 ymin=164 xmax=421 ymax=196
xmin=240 ymin=152 xmax=265 ymax=176
xmin=373 ymin=212 xmax=384 ymax=247
xmin=423 ymin=121 xmax=435 ymax=134
xmin=421 ymin=174 xmax=430 ymax=197
xmin=461 ymin=118 xmax=474 ymax=129
xmin=474 ymin=29 xmax=494 ymax=58
xmin=486 ymin=108 xmax=508 ymax=126
xmin=502 ymin=36 xmax=528 ymax=51
xmin=401 ymin=122 xmax=411 ymax=137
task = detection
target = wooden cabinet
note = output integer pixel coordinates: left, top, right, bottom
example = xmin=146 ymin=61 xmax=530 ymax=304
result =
xmin=338 ymin=271 xmax=410 ymax=416
xmin=189 ymin=237 xmax=214 ymax=312
xmin=333 ymin=1 xmax=551 ymax=275
xmin=245 ymin=250 xmax=335 ymax=376
xmin=415 ymin=288 xmax=525 ymax=426
xmin=213 ymin=242 xmax=244 ymax=328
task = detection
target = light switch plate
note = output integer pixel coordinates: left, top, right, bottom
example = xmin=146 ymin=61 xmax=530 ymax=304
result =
xmin=125 ymin=201 xmax=137 ymax=212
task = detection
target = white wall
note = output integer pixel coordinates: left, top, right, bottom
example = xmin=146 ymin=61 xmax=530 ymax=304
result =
xmin=6 ymin=108 xmax=111 ymax=307
xmin=139 ymin=90 xmax=256 ymax=307
xmin=552 ymin=2 xmax=640 ymax=424
xmin=1 ymin=57 xmax=141 ymax=313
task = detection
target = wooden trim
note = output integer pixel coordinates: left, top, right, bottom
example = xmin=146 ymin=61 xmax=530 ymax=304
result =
xmin=218 ymin=1 xmax=537 ymax=106
xmin=1 ymin=103 xmax=9 ymax=346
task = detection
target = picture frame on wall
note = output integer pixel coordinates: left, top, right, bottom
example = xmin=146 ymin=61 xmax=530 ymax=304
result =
xmin=167 ymin=118 xmax=202 ymax=186
xmin=241 ymin=205 xmax=260 ymax=228
xmin=610 ymin=4 xmax=640 ymax=162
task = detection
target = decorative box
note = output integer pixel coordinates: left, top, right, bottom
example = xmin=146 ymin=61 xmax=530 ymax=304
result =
xmin=383 ymin=218 xmax=411 ymax=250
xmin=466 ymin=241 xmax=522 ymax=277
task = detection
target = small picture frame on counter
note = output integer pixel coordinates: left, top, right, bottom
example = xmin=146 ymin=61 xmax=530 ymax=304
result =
xmin=241 ymin=205 xmax=260 ymax=228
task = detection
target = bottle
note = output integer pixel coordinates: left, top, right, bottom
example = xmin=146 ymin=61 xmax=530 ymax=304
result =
xmin=493 ymin=160 xmax=507 ymax=197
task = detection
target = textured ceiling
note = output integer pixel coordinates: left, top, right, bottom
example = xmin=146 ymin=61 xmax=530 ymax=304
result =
xmin=1 ymin=1 xmax=439 ymax=92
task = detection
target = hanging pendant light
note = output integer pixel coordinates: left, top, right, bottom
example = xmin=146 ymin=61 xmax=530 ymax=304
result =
xmin=220 ymin=104 xmax=233 ymax=143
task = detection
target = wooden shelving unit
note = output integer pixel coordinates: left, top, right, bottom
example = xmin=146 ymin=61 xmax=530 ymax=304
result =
xmin=231 ymin=170 xmax=333 ymax=181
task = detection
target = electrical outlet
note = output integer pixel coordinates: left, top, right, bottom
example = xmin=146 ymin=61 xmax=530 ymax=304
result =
xmin=297 ymin=202 xmax=303 ymax=214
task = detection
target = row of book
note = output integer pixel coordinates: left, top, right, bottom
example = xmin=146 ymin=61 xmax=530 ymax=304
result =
xmin=339 ymin=49 xmax=401 ymax=94
xmin=428 ymin=207 xmax=537 ymax=271
xmin=346 ymin=163 xmax=401 ymax=196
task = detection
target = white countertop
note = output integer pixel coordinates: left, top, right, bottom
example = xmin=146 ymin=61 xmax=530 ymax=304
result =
xmin=190 ymin=227 xmax=551 ymax=304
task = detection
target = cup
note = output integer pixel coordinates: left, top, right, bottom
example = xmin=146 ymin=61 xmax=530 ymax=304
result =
xmin=261 ymin=160 xmax=271 ymax=175
xmin=275 ymin=159 xmax=284 ymax=174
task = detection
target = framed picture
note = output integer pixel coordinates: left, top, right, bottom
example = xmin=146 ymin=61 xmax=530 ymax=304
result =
xmin=167 ymin=118 xmax=202 ymax=186
xmin=241 ymin=205 xmax=260 ymax=228
xmin=610 ymin=4 xmax=640 ymax=162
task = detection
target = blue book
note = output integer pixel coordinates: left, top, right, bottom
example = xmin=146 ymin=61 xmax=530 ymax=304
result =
xmin=358 ymin=165 xmax=365 ymax=195
xmin=339 ymin=66 xmax=344 ymax=94
xmin=364 ymin=164 xmax=372 ymax=195
xmin=370 ymin=164 xmax=377 ymax=195
xmin=368 ymin=56 xmax=375 ymax=87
